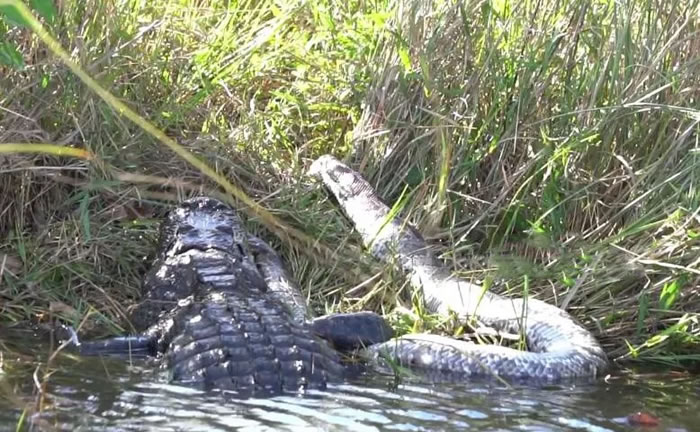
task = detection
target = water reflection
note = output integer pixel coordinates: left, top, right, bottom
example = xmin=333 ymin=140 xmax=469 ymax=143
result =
xmin=1 ymin=330 xmax=698 ymax=431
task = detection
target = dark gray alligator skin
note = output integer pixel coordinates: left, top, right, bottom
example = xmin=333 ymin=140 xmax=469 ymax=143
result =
xmin=124 ymin=197 xmax=346 ymax=395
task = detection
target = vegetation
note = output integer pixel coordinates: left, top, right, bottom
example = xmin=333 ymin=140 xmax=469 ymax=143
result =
xmin=1 ymin=0 xmax=698 ymax=373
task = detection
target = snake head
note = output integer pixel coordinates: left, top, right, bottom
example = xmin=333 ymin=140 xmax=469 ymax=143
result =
xmin=308 ymin=155 xmax=373 ymax=201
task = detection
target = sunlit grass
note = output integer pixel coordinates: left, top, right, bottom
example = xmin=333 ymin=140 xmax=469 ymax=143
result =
xmin=0 ymin=0 xmax=698 ymax=374
xmin=346 ymin=0 xmax=700 ymax=364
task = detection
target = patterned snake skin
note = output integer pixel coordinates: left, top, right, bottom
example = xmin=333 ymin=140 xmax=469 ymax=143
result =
xmin=309 ymin=155 xmax=609 ymax=381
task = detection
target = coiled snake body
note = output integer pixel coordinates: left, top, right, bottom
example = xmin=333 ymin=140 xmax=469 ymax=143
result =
xmin=310 ymin=155 xmax=609 ymax=381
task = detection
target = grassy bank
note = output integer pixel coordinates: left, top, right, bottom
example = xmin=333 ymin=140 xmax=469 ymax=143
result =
xmin=1 ymin=0 xmax=699 ymax=368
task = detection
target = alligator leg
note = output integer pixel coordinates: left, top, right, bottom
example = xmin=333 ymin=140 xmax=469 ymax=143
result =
xmin=247 ymin=234 xmax=311 ymax=323
xmin=311 ymin=312 xmax=394 ymax=351
xmin=70 ymin=255 xmax=199 ymax=358
xmin=57 ymin=323 xmax=156 ymax=357
xmin=77 ymin=335 xmax=157 ymax=357
xmin=248 ymin=232 xmax=395 ymax=352
xmin=247 ymin=231 xmax=395 ymax=351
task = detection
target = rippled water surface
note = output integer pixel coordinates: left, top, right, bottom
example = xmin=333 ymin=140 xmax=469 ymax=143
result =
xmin=1 ymin=328 xmax=698 ymax=431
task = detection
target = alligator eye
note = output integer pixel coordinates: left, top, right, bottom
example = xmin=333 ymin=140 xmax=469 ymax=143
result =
xmin=216 ymin=225 xmax=234 ymax=235
xmin=177 ymin=225 xmax=196 ymax=235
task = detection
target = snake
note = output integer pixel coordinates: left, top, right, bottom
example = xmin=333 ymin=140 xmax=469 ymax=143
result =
xmin=309 ymin=155 xmax=609 ymax=381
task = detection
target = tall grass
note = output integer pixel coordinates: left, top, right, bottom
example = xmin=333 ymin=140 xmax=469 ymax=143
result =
xmin=0 ymin=0 xmax=698 ymax=367
xmin=348 ymin=0 xmax=700 ymax=363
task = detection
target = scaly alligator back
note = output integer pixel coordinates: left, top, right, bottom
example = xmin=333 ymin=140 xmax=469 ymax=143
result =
xmin=130 ymin=197 xmax=345 ymax=395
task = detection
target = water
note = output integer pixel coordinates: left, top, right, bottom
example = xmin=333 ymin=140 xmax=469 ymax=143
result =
xmin=1 ymin=328 xmax=698 ymax=431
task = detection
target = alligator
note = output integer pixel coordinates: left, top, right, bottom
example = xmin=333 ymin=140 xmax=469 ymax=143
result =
xmin=75 ymin=197 xmax=392 ymax=397
xmin=308 ymin=155 xmax=609 ymax=381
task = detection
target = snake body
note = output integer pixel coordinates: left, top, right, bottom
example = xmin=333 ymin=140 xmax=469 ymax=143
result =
xmin=310 ymin=155 xmax=609 ymax=381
